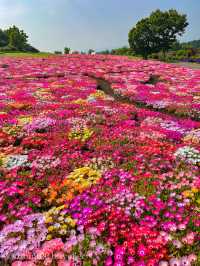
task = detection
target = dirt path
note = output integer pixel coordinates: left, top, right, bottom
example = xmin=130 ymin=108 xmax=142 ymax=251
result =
xmin=16 ymin=69 xmax=200 ymax=122
xmin=88 ymin=75 xmax=200 ymax=122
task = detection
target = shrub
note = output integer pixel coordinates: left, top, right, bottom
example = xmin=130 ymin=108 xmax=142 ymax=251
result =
xmin=54 ymin=51 xmax=62 ymax=54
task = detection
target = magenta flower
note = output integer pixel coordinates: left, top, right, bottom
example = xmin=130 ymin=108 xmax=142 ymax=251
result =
xmin=137 ymin=244 xmax=147 ymax=257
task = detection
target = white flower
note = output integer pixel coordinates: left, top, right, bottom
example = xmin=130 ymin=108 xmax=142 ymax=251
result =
xmin=6 ymin=155 xmax=28 ymax=169
xmin=174 ymin=146 xmax=200 ymax=165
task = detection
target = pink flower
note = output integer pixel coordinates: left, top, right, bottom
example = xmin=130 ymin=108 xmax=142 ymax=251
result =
xmin=12 ymin=262 xmax=24 ymax=266
xmin=64 ymin=243 xmax=73 ymax=253
xmin=182 ymin=232 xmax=195 ymax=244
xmin=177 ymin=223 xmax=186 ymax=230
xmin=44 ymin=257 xmax=53 ymax=266
xmin=23 ymin=262 xmax=36 ymax=266
xmin=127 ymin=256 xmax=135 ymax=264
xmin=86 ymin=250 xmax=93 ymax=258
xmin=135 ymin=261 xmax=146 ymax=266
xmin=188 ymin=254 xmax=197 ymax=263
xmin=54 ymin=251 xmax=65 ymax=260
xmin=159 ymin=261 xmax=169 ymax=266
xmin=180 ymin=257 xmax=191 ymax=266
xmin=169 ymin=258 xmax=181 ymax=266
xmin=105 ymin=256 xmax=113 ymax=266
xmin=172 ymin=239 xmax=182 ymax=249
xmin=137 ymin=244 xmax=147 ymax=257
xmin=113 ymin=262 xmax=125 ymax=266
xmin=35 ymin=250 xmax=45 ymax=260
xmin=58 ymin=260 xmax=73 ymax=266
xmin=12 ymin=261 xmax=36 ymax=266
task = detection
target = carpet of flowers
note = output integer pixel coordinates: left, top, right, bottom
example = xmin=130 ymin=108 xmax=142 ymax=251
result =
xmin=0 ymin=55 xmax=199 ymax=266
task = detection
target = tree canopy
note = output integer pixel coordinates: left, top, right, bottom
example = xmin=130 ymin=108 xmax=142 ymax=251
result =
xmin=5 ymin=26 xmax=28 ymax=50
xmin=88 ymin=49 xmax=95 ymax=55
xmin=0 ymin=25 xmax=39 ymax=52
xmin=0 ymin=29 xmax=8 ymax=47
xmin=129 ymin=9 xmax=188 ymax=59
xmin=64 ymin=47 xmax=70 ymax=54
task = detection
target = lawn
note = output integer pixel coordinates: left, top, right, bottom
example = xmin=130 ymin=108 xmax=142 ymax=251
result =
xmin=0 ymin=52 xmax=53 ymax=57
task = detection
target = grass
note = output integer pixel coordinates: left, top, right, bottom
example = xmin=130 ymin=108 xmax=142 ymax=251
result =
xmin=128 ymin=55 xmax=141 ymax=60
xmin=0 ymin=52 xmax=53 ymax=58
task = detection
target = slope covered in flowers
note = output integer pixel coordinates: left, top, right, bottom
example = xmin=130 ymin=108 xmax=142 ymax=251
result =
xmin=0 ymin=55 xmax=199 ymax=266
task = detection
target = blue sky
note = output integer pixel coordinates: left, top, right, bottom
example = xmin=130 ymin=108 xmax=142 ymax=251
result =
xmin=0 ymin=0 xmax=199 ymax=52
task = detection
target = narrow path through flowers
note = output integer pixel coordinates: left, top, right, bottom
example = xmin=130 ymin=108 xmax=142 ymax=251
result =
xmin=86 ymin=74 xmax=200 ymax=121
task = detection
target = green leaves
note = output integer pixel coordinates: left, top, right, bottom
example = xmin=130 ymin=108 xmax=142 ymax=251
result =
xmin=5 ymin=25 xmax=28 ymax=50
xmin=129 ymin=9 xmax=188 ymax=59
xmin=64 ymin=47 xmax=71 ymax=54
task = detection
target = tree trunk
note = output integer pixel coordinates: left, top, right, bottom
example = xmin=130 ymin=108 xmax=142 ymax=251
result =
xmin=162 ymin=50 xmax=166 ymax=61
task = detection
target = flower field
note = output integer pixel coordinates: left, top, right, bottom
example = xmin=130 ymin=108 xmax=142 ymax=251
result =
xmin=0 ymin=54 xmax=199 ymax=266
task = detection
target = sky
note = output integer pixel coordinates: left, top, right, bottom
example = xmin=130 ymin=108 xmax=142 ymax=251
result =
xmin=0 ymin=0 xmax=200 ymax=52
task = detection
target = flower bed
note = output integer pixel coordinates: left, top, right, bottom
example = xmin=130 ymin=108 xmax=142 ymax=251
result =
xmin=0 ymin=55 xmax=199 ymax=266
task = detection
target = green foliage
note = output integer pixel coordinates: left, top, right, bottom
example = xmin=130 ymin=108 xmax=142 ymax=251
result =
xmin=0 ymin=45 xmax=17 ymax=53
xmin=176 ymin=49 xmax=189 ymax=57
xmin=64 ymin=47 xmax=70 ymax=54
xmin=134 ymin=177 xmax=157 ymax=197
xmin=88 ymin=49 xmax=95 ymax=55
xmin=129 ymin=9 xmax=188 ymax=59
xmin=98 ymin=47 xmax=134 ymax=56
xmin=0 ymin=29 xmax=8 ymax=47
xmin=23 ymin=44 xmax=39 ymax=53
xmin=0 ymin=25 xmax=39 ymax=53
xmin=54 ymin=51 xmax=62 ymax=54
xmin=5 ymin=25 xmax=28 ymax=50
xmin=129 ymin=17 xmax=158 ymax=59
xmin=150 ymin=47 xmax=200 ymax=62
xmin=98 ymin=50 xmax=110 ymax=55
xmin=111 ymin=46 xmax=133 ymax=56
xmin=0 ymin=52 xmax=51 ymax=58
xmin=170 ymin=41 xmax=182 ymax=51
xmin=150 ymin=9 xmax=188 ymax=54
xmin=182 ymin=39 xmax=200 ymax=49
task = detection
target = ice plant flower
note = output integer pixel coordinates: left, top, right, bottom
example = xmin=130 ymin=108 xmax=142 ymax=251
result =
xmin=0 ymin=55 xmax=199 ymax=265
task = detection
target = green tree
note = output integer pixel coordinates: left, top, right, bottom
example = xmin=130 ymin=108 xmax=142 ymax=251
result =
xmin=64 ymin=47 xmax=70 ymax=54
xmin=5 ymin=25 xmax=28 ymax=50
xmin=111 ymin=46 xmax=133 ymax=56
xmin=129 ymin=18 xmax=158 ymax=59
xmin=98 ymin=50 xmax=110 ymax=55
xmin=170 ymin=40 xmax=182 ymax=51
xmin=88 ymin=49 xmax=95 ymax=55
xmin=54 ymin=51 xmax=62 ymax=54
xmin=0 ymin=29 xmax=8 ymax=47
xmin=150 ymin=9 xmax=188 ymax=57
xmin=129 ymin=9 xmax=188 ymax=59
